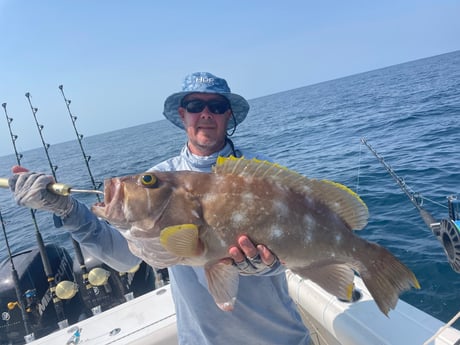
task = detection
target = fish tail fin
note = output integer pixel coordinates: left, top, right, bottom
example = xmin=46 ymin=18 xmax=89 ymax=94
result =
xmin=358 ymin=242 xmax=420 ymax=316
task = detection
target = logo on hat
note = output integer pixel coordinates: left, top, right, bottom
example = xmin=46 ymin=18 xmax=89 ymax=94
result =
xmin=195 ymin=76 xmax=215 ymax=85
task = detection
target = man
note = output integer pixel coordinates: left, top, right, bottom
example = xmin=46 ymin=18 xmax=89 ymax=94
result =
xmin=9 ymin=72 xmax=310 ymax=344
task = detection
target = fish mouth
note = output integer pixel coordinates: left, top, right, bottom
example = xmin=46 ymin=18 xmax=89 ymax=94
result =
xmin=92 ymin=178 xmax=122 ymax=219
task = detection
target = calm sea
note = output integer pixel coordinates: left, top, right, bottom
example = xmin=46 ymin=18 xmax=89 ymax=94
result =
xmin=1 ymin=50 xmax=459 ymax=327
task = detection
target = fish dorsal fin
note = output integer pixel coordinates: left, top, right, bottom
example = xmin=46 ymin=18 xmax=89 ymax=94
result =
xmin=313 ymin=179 xmax=369 ymax=230
xmin=214 ymin=156 xmax=368 ymax=230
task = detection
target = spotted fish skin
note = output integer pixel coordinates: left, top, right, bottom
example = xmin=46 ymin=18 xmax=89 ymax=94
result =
xmin=91 ymin=157 xmax=419 ymax=315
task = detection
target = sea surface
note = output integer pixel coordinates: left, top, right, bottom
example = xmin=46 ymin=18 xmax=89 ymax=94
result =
xmin=1 ymin=50 xmax=459 ymax=328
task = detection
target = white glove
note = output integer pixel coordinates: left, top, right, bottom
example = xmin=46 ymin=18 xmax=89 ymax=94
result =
xmin=9 ymin=171 xmax=74 ymax=217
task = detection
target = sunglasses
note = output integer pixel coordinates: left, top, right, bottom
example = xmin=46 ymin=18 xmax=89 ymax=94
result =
xmin=181 ymin=99 xmax=231 ymax=115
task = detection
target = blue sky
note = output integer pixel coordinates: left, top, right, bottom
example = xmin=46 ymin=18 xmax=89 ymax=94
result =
xmin=0 ymin=1 xmax=459 ymax=157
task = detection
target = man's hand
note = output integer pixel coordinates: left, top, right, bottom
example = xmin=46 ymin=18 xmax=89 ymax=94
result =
xmin=9 ymin=166 xmax=74 ymax=217
xmin=228 ymin=235 xmax=278 ymax=274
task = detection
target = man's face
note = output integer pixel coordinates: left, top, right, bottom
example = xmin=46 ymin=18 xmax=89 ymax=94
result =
xmin=179 ymin=93 xmax=231 ymax=156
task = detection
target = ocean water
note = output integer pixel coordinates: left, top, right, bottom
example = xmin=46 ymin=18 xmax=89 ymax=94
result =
xmin=1 ymin=50 xmax=459 ymax=328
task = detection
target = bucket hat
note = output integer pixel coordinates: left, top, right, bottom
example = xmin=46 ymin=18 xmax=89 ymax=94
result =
xmin=163 ymin=72 xmax=249 ymax=130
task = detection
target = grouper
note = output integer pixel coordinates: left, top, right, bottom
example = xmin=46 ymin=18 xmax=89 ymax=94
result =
xmin=91 ymin=156 xmax=420 ymax=315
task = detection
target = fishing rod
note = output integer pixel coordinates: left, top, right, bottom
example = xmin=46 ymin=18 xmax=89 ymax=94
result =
xmin=2 ymin=102 xmax=45 ymax=341
xmin=361 ymin=137 xmax=460 ymax=273
xmin=2 ymin=102 xmax=102 ymax=341
xmin=0 ymin=206 xmax=34 ymax=342
xmin=4 ymin=100 xmax=75 ymax=326
xmin=57 ymin=85 xmax=136 ymax=298
xmin=26 ymin=92 xmax=116 ymax=309
xmin=58 ymin=85 xmax=102 ymax=202
xmin=24 ymin=92 xmax=69 ymax=327
xmin=360 ymin=138 xmax=439 ymax=229
xmin=57 ymin=85 xmax=114 ymax=302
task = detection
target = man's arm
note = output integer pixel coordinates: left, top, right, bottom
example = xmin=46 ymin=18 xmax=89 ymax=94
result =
xmin=9 ymin=168 xmax=141 ymax=272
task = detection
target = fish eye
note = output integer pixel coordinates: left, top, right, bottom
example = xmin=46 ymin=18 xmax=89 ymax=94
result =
xmin=140 ymin=173 xmax=158 ymax=188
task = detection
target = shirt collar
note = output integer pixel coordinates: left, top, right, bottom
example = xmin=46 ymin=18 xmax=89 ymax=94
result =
xmin=181 ymin=142 xmax=234 ymax=169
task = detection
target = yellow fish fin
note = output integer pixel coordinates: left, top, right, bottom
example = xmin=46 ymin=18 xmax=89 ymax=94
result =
xmin=160 ymin=224 xmax=203 ymax=257
xmin=214 ymin=156 xmax=286 ymax=177
xmin=313 ymin=179 xmax=368 ymax=230
xmin=214 ymin=156 xmax=368 ymax=230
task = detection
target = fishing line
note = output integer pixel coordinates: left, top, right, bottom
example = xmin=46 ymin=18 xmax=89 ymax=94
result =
xmin=356 ymin=140 xmax=363 ymax=193
xmin=418 ymin=196 xmax=448 ymax=210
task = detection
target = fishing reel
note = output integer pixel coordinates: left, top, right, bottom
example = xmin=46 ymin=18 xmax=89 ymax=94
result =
xmin=437 ymin=219 xmax=460 ymax=273
xmin=431 ymin=196 xmax=460 ymax=273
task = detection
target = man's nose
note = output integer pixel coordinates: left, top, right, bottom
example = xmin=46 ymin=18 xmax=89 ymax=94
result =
xmin=200 ymin=107 xmax=214 ymax=118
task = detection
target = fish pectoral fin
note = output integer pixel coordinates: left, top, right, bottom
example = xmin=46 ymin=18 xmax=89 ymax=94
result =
xmin=205 ymin=260 xmax=240 ymax=311
xmin=160 ymin=224 xmax=203 ymax=257
xmin=292 ymin=263 xmax=355 ymax=301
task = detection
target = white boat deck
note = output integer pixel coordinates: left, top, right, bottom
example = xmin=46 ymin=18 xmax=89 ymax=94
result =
xmin=30 ymin=285 xmax=177 ymax=345
xmin=27 ymin=271 xmax=460 ymax=345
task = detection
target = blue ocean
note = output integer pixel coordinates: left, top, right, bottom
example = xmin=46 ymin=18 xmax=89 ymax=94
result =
xmin=1 ymin=50 xmax=459 ymax=328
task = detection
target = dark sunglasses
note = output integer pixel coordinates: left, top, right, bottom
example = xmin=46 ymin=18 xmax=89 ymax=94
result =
xmin=181 ymin=99 xmax=231 ymax=115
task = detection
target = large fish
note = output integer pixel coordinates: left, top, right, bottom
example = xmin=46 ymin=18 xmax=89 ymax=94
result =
xmin=91 ymin=157 xmax=419 ymax=315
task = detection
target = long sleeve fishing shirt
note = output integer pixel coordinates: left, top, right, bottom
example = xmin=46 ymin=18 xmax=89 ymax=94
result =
xmin=56 ymin=142 xmax=311 ymax=345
